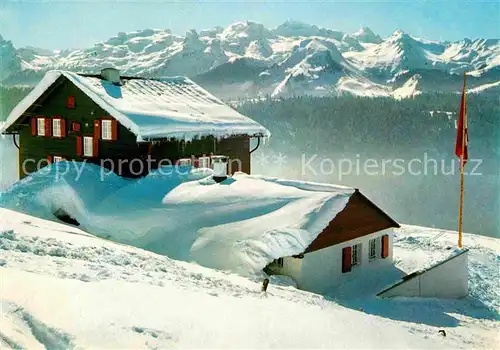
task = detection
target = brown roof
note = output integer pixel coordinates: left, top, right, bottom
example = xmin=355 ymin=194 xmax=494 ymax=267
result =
xmin=305 ymin=190 xmax=399 ymax=253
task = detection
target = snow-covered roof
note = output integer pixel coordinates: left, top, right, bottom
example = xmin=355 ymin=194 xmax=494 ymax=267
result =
xmin=1 ymin=70 xmax=270 ymax=141
xmin=0 ymin=163 xmax=354 ymax=274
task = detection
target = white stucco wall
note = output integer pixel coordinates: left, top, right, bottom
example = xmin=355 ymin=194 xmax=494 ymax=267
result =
xmin=379 ymin=250 xmax=468 ymax=299
xmin=272 ymin=229 xmax=394 ymax=294
xmin=419 ymin=251 xmax=468 ymax=298
xmin=0 ymin=130 xmax=19 ymax=190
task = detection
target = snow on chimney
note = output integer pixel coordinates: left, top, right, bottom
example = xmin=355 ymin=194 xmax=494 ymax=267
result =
xmin=211 ymin=155 xmax=228 ymax=183
xmin=101 ymin=67 xmax=121 ymax=84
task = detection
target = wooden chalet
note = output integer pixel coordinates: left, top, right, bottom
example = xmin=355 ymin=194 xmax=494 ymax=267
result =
xmin=1 ymin=68 xmax=270 ymax=178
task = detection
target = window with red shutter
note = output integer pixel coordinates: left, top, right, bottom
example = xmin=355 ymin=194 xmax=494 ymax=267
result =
xmin=101 ymin=120 xmax=112 ymax=140
xmin=52 ymin=117 xmax=62 ymax=138
xmin=381 ymin=235 xmax=389 ymax=258
xmin=83 ymin=136 xmax=93 ymax=157
xmin=37 ymin=118 xmax=46 ymax=136
xmin=67 ymin=96 xmax=75 ymax=108
xmin=342 ymin=246 xmax=352 ymax=273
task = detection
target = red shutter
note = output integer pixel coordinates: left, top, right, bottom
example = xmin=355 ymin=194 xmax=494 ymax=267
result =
xmin=47 ymin=155 xmax=53 ymax=164
xmin=67 ymin=96 xmax=75 ymax=108
xmin=342 ymin=246 xmax=352 ymax=273
xmin=111 ymin=119 xmax=118 ymax=140
xmin=60 ymin=118 xmax=66 ymax=137
xmin=94 ymin=120 xmax=101 ymax=139
xmin=72 ymin=122 xmax=81 ymax=132
xmin=45 ymin=118 xmax=52 ymax=137
xmin=93 ymin=137 xmax=99 ymax=157
xmin=76 ymin=136 xmax=83 ymax=156
xmin=31 ymin=117 xmax=37 ymax=136
xmin=381 ymin=235 xmax=389 ymax=258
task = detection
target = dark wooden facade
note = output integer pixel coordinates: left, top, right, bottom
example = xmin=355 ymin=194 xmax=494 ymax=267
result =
xmin=7 ymin=76 xmax=252 ymax=179
xmin=304 ymin=190 xmax=400 ymax=253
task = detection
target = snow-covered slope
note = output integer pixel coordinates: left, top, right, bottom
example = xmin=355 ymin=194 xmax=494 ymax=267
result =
xmin=0 ymin=208 xmax=498 ymax=349
xmin=1 ymin=21 xmax=499 ymax=98
xmin=392 ymin=73 xmax=422 ymax=99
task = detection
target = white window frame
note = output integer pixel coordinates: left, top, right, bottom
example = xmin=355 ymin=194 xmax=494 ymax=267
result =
xmin=52 ymin=118 xmax=61 ymax=138
xmin=369 ymin=238 xmax=377 ymax=261
xmin=352 ymin=243 xmax=362 ymax=266
xmin=101 ymin=120 xmax=112 ymax=140
xmin=198 ymin=156 xmax=210 ymax=169
xmin=53 ymin=156 xmax=64 ymax=162
xmin=37 ymin=118 xmax=45 ymax=136
xmin=177 ymin=158 xmax=192 ymax=166
xmin=83 ymin=136 xmax=94 ymax=157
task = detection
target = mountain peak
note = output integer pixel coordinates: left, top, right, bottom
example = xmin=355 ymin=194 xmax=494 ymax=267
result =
xmin=391 ymin=29 xmax=406 ymax=38
xmin=185 ymin=29 xmax=199 ymax=40
xmin=352 ymin=26 xmax=382 ymax=44
xmin=199 ymin=26 xmax=223 ymax=37
xmin=274 ymin=20 xmax=344 ymax=40
xmin=278 ymin=19 xmax=317 ymax=30
xmin=221 ymin=21 xmax=274 ymax=42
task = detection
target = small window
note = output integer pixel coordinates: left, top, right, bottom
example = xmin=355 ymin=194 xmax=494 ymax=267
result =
xmin=52 ymin=119 xmax=61 ymax=137
xmin=72 ymin=122 xmax=81 ymax=132
xmin=369 ymin=238 xmax=377 ymax=260
xmin=53 ymin=156 xmax=64 ymax=162
xmin=352 ymin=243 xmax=362 ymax=266
xmin=83 ymin=136 xmax=93 ymax=157
xmin=67 ymin=96 xmax=75 ymax=108
xmin=37 ymin=118 xmax=45 ymax=136
xmin=101 ymin=120 xmax=112 ymax=140
xmin=277 ymin=258 xmax=284 ymax=268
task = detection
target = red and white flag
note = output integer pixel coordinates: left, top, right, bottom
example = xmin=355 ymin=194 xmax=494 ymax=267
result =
xmin=455 ymin=76 xmax=468 ymax=165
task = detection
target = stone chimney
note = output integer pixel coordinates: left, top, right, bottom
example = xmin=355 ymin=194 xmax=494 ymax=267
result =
xmin=101 ymin=67 xmax=121 ymax=84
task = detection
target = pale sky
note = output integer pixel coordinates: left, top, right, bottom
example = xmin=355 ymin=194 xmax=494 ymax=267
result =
xmin=1 ymin=0 xmax=499 ymax=50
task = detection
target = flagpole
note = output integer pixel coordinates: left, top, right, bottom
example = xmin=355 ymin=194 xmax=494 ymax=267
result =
xmin=458 ymin=72 xmax=467 ymax=248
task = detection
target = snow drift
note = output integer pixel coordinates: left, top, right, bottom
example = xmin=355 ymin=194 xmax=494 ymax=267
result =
xmin=0 ymin=163 xmax=353 ymax=274
xmin=0 ymin=122 xmax=19 ymax=191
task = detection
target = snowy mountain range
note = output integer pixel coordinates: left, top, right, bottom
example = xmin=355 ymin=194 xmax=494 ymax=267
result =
xmin=1 ymin=20 xmax=499 ymax=98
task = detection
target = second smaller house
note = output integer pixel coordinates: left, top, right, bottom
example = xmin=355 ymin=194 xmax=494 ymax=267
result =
xmin=1 ymin=68 xmax=270 ymax=178
xmin=263 ymin=187 xmax=399 ymax=293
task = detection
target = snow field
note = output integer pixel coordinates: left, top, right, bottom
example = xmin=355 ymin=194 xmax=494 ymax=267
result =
xmin=1 ymin=208 xmax=498 ymax=349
